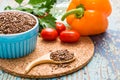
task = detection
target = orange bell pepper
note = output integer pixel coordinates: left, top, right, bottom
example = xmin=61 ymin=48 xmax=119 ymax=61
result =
xmin=62 ymin=0 xmax=112 ymax=36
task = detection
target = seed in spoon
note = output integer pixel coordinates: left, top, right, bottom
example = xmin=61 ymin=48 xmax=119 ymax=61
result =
xmin=25 ymin=49 xmax=75 ymax=74
xmin=50 ymin=49 xmax=74 ymax=61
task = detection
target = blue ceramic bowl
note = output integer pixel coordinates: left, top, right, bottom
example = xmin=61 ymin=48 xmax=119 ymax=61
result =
xmin=0 ymin=10 xmax=39 ymax=59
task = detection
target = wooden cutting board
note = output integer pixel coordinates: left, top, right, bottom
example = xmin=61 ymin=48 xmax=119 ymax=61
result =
xmin=0 ymin=37 xmax=94 ymax=78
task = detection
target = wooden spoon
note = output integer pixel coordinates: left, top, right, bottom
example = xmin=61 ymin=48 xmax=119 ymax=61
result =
xmin=25 ymin=53 xmax=75 ymax=74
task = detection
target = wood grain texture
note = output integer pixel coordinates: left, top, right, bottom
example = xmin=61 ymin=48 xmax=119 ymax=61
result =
xmin=0 ymin=0 xmax=120 ymax=80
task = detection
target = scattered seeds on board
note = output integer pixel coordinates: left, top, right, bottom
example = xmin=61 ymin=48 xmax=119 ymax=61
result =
xmin=0 ymin=11 xmax=36 ymax=34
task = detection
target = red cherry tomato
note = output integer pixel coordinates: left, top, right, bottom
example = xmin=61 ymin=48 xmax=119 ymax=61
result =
xmin=59 ymin=30 xmax=80 ymax=43
xmin=41 ymin=28 xmax=58 ymax=41
xmin=56 ymin=22 xmax=66 ymax=34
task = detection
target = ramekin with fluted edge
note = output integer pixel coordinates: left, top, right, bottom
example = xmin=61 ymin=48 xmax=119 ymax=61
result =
xmin=0 ymin=10 xmax=39 ymax=59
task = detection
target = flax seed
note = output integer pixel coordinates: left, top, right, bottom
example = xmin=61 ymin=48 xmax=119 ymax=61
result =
xmin=0 ymin=11 xmax=36 ymax=34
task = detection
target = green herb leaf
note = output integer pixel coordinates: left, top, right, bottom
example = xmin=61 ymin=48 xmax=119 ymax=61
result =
xmin=15 ymin=7 xmax=33 ymax=13
xmin=43 ymin=0 xmax=56 ymax=12
xmin=15 ymin=0 xmax=23 ymax=5
xmin=33 ymin=8 xmax=47 ymax=16
xmin=4 ymin=6 xmax=12 ymax=10
xmin=28 ymin=0 xmax=45 ymax=5
xmin=32 ymin=0 xmax=56 ymax=13
xmin=39 ymin=14 xmax=56 ymax=29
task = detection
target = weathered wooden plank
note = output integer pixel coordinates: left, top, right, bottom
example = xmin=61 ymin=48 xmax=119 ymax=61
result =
xmin=90 ymin=31 xmax=120 ymax=80
xmin=0 ymin=0 xmax=120 ymax=80
xmin=0 ymin=71 xmax=4 ymax=80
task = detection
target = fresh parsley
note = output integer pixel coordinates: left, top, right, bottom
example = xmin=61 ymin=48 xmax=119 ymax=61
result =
xmin=15 ymin=0 xmax=23 ymax=5
xmin=39 ymin=14 xmax=56 ymax=28
xmin=4 ymin=0 xmax=57 ymax=32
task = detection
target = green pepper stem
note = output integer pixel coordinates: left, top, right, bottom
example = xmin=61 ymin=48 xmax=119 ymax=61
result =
xmin=61 ymin=7 xmax=84 ymax=21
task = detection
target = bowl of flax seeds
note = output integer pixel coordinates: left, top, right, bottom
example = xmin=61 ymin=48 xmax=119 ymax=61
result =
xmin=0 ymin=10 xmax=39 ymax=59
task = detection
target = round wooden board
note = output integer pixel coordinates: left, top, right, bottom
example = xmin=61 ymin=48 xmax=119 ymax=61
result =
xmin=0 ymin=37 xmax=94 ymax=78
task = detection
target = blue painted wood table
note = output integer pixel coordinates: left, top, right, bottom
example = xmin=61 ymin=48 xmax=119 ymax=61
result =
xmin=0 ymin=0 xmax=120 ymax=80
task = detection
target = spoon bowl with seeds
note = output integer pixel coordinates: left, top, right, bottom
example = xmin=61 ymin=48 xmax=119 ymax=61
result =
xmin=25 ymin=49 xmax=75 ymax=74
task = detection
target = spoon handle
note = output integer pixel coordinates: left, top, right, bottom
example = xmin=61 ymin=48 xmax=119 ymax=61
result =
xmin=25 ymin=60 xmax=53 ymax=74
xmin=25 ymin=53 xmax=52 ymax=74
